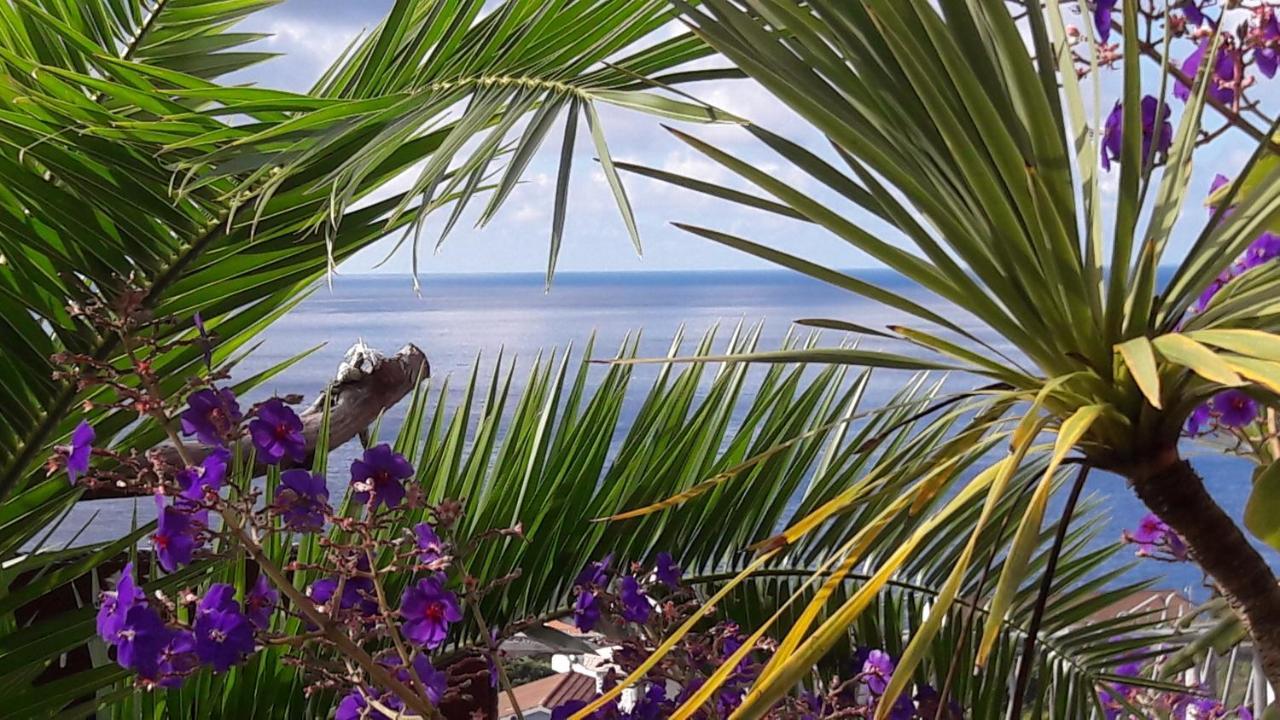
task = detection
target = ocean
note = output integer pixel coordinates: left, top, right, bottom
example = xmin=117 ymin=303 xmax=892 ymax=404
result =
xmin=48 ymin=270 xmax=1264 ymax=593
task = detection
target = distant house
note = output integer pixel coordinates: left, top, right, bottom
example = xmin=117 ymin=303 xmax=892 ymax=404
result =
xmin=497 ymin=671 xmax=597 ymax=720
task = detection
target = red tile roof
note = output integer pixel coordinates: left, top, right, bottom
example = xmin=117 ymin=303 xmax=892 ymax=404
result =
xmin=497 ymin=672 xmax=597 ymax=717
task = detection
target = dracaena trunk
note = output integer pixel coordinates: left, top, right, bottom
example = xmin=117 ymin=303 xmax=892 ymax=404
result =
xmin=1127 ymin=448 xmax=1280 ymax=692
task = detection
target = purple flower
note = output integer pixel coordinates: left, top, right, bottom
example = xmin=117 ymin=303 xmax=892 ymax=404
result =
xmin=654 ymin=552 xmax=682 ymax=587
xmin=1181 ymin=0 xmax=1206 ymax=26
xmin=245 ymin=575 xmax=278 ymax=630
xmin=116 ymin=604 xmax=171 ymax=679
xmin=350 ymin=443 xmax=413 ymax=510
xmin=630 ymin=683 xmax=669 ymax=720
xmin=1213 ymin=389 xmax=1259 ymax=428
xmin=1242 ymin=233 xmax=1280 ymax=270
xmin=1177 ymin=39 xmax=1236 ymax=104
xmin=193 ymin=583 xmax=255 ymax=672
xmin=399 ymin=574 xmax=462 ymax=649
xmin=98 ymin=561 xmax=145 ymax=645
xmin=386 ymin=654 xmax=447 ymax=705
xmin=153 ymin=495 xmax=200 ymax=573
xmin=1185 ymin=403 xmax=1213 ymax=435
xmin=1210 ymin=173 xmax=1232 ymax=197
xmin=153 ymin=629 xmax=198 ymax=688
xmin=274 ymin=469 xmax=329 ymax=533
xmin=1101 ymin=96 xmax=1172 ymax=170
xmin=618 ymin=575 xmax=651 ymax=624
xmin=875 ymin=691 xmax=916 ymax=720
xmin=1125 ymin=513 xmax=1188 ymax=560
xmin=308 ymin=563 xmax=377 ymax=617
xmin=67 ymin=421 xmax=94 ymax=484
xmin=550 ymin=700 xmax=590 ymax=720
xmin=1130 ymin=513 xmax=1170 ymax=546
xmin=1208 ymin=173 xmax=1236 ymax=220
xmin=575 ymin=554 xmax=613 ymax=588
xmin=573 ymin=590 xmax=601 ymax=632
xmin=1194 ymin=268 xmax=1234 ymax=313
xmin=177 ymin=447 xmax=230 ymax=501
xmin=249 ymin=399 xmax=306 ymax=465
xmin=861 ymin=649 xmax=895 ymax=695
xmin=414 ymin=522 xmax=445 ymax=565
xmin=336 ymin=691 xmax=391 ymax=720
xmin=180 ymin=388 xmax=242 ymax=447
xmin=1259 ymin=48 xmax=1278 ymax=80
xmin=1257 ymin=14 xmax=1280 ymax=79
xmin=1094 ymin=0 xmax=1116 ymax=42
xmin=413 ymin=656 xmax=448 ymax=706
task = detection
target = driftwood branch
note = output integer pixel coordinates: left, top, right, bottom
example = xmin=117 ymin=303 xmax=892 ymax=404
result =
xmin=82 ymin=342 xmax=429 ymax=500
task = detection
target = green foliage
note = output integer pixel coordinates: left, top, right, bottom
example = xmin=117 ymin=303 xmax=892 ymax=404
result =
xmin=598 ymin=0 xmax=1280 ymax=715
xmin=106 ymin=327 xmax=1166 ymax=719
xmin=0 ymin=0 xmax=729 ymax=715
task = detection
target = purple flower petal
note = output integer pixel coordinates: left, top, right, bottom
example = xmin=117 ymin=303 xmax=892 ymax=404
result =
xmin=180 ymin=388 xmax=242 ymax=447
xmin=573 ymin=590 xmax=601 ymax=632
xmin=245 ymin=575 xmax=278 ymax=630
xmin=177 ymin=447 xmax=230 ymax=501
xmin=350 ymin=444 xmax=414 ymax=511
xmin=414 ymin=522 xmax=445 ymax=564
xmin=67 ymin=420 xmax=95 ymax=483
xmin=97 ymin=561 xmax=145 ymax=645
xmin=619 ymin=575 xmax=651 ymax=624
xmin=249 ymin=398 xmax=306 ymax=465
xmin=399 ymin=574 xmax=462 ymax=649
xmin=654 ymin=551 xmax=682 ymax=587
xmin=1094 ymin=0 xmax=1117 ymax=42
xmin=1212 ymin=389 xmax=1258 ymax=428
xmin=274 ymin=469 xmax=330 ymax=533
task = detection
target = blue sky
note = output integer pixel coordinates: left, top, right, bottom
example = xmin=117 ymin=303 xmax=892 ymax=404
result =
xmin=229 ymin=0 xmax=1265 ymax=275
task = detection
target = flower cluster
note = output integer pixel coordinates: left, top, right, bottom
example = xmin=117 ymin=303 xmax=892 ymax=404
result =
xmin=95 ymin=563 xmax=260 ymax=687
xmin=1086 ymin=1 xmax=1278 ymax=112
xmin=554 ymin=555 xmax=962 ymax=719
xmin=55 ymin=305 xmax=527 ymax=717
xmin=1122 ymin=513 xmax=1189 ymax=561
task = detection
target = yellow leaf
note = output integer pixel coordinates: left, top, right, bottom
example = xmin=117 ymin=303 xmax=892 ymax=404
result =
xmin=734 ymin=459 xmax=1012 ymax=718
xmin=1225 ymin=356 xmax=1280 ymax=394
xmin=975 ymin=405 xmax=1104 ymax=666
xmin=670 ymin=535 xmax=866 ymax=719
xmin=1151 ymin=334 xmax=1243 ymax=387
xmin=569 ymin=550 xmax=782 ymax=720
xmin=1187 ymin=329 xmax=1280 ymax=363
xmin=874 ymin=419 xmax=1049 ymax=717
xmin=754 ymin=492 xmax=916 ymax=686
xmin=1116 ymin=337 xmax=1163 ymax=409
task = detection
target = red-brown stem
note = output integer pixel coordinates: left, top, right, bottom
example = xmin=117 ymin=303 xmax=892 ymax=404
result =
xmin=365 ymin=547 xmax=432 ymax=703
xmin=1127 ymin=448 xmax=1280 ymax=692
xmin=220 ymin=505 xmax=442 ymax=719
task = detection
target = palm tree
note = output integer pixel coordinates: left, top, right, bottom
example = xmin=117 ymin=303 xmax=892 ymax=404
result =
xmin=0 ymin=0 xmax=731 ymax=713
xmin=594 ymin=0 xmax=1280 ymax=714
xmin=0 ymin=0 xmax=738 ymax=500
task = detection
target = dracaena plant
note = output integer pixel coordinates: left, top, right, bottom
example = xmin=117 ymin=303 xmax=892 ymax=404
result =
xmin=573 ymin=0 xmax=1280 ymax=717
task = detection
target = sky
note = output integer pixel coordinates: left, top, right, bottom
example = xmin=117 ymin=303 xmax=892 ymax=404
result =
xmin=228 ymin=0 xmax=1268 ymax=275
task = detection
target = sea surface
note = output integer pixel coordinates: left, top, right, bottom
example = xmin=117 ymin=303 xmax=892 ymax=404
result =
xmin=46 ymin=270 xmax=1267 ymax=594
